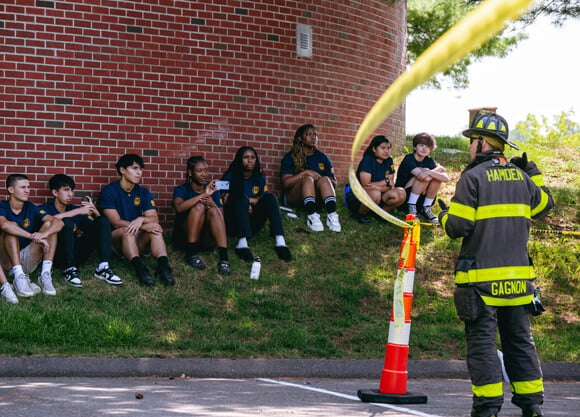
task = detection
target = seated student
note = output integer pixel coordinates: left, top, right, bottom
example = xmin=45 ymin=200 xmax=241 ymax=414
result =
xmin=0 ymin=174 xmax=63 ymax=297
xmin=346 ymin=135 xmax=406 ymax=224
xmin=40 ymin=174 xmax=122 ymax=288
xmin=221 ymin=146 xmax=292 ymax=262
xmin=395 ymin=133 xmax=449 ymax=223
xmin=99 ymin=154 xmax=174 ymax=286
xmin=280 ymin=124 xmax=341 ymax=232
xmin=172 ymin=156 xmax=231 ymax=275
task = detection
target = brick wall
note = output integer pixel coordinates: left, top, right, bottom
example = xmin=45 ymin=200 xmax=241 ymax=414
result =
xmin=0 ymin=0 xmax=407 ymax=227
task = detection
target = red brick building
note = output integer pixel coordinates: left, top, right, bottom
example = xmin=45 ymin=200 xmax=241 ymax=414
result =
xmin=0 ymin=0 xmax=407 ymax=227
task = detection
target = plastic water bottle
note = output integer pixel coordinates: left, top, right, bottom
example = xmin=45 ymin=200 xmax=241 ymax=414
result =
xmin=250 ymin=257 xmax=261 ymax=280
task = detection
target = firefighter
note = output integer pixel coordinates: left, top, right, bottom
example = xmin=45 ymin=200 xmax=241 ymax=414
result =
xmin=438 ymin=111 xmax=554 ymax=417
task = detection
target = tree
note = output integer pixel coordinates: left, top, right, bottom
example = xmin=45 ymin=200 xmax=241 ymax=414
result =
xmin=406 ymin=0 xmax=580 ymax=89
xmin=513 ymin=110 xmax=580 ymax=145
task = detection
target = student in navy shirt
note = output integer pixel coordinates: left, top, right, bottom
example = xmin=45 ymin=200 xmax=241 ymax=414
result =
xmin=0 ymin=174 xmax=63 ymax=298
xmin=221 ymin=146 xmax=291 ymax=262
xmin=172 ymin=156 xmax=231 ymax=275
xmin=280 ymin=124 xmax=341 ymax=232
xmin=395 ymin=133 xmax=449 ymax=223
xmin=346 ymin=135 xmax=406 ymax=224
xmin=99 ymin=154 xmax=174 ymax=286
xmin=40 ymin=174 xmax=122 ymax=288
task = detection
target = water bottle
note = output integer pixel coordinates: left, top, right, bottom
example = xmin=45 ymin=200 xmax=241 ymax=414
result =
xmin=250 ymin=257 xmax=261 ymax=280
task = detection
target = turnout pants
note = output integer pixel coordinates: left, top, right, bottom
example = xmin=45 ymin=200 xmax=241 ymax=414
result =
xmin=462 ymin=301 xmax=544 ymax=411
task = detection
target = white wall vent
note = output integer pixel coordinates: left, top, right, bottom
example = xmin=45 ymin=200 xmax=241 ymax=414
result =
xmin=296 ymin=24 xmax=312 ymax=58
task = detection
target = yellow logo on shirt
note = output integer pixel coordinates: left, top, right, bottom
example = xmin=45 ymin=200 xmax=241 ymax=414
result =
xmin=151 ymin=200 xmax=156 ymax=207
xmin=318 ymin=162 xmax=325 ymax=171
xmin=134 ymin=197 xmax=141 ymax=206
xmin=23 ymin=218 xmax=30 ymax=228
xmin=252 ymin=186 xmax=260 ymax=196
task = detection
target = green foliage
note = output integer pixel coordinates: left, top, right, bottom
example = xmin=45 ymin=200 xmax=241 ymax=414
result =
xmin=513 ymin=110 xmax=580 ymax=145
xmin=407 ymin=0 xmax=525 ymax=88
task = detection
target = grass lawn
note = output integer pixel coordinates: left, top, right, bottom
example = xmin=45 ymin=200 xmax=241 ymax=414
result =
xmin=0 ymin=138 xmax=577 ymax=363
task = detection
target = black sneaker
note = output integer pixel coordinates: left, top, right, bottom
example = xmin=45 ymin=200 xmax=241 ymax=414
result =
xmin=420 ymin=205 xmax=439 ymax=224
xmin=136 ymin=266 xmax=155 ymax=286
xmin=156 ymin=264 xmax=175 ymax=286
xmin=186 ymin=255 xmax=206 ymax=270
xmin=522 ymin=404 xmax=543 ymax=417
xmin=275 ymin=245 xmax=292 ymax=262
xmin=217 ymin=260 xmax=231 ymax=275
xmin=407 ymin=203 xmax=417 ymax=216
xmin=235 ymin=247 xmax=253 ymax=262
xmin=94 ymin=267 xmax=123 ymax=285
xmin=357 ymin=214 xmax=372 ymax=225
xmin=64 ymin=267 xmax=83 ymax=288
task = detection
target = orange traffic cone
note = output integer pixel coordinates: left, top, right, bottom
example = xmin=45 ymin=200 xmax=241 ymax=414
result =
xmin=358 ymin=215 xmax=427 ymax=404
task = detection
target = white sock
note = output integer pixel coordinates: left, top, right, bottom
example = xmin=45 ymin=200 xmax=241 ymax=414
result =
xmin=236 ymin=237 xmax=249 ymax=249
xmin=98 ymin=262 xmax=109 ymax=271
xmin=275 ymin=235 xmax=286 ymax=247
xmin=42 ymin=260 xmax=53 ymax=274
xmin=12 ymin=265 xmax=24 ymax=277
xmin=423 ymin=197 xmax=434 ymax=207
xmin=408 ymin=193 xmax=420 ymax=205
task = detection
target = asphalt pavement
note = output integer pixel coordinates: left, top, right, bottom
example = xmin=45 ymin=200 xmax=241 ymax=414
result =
xmin=0 ymin=358 xmax=578 ymax=417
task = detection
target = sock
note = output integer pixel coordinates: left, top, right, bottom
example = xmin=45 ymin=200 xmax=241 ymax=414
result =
xmin=423 ymin=197 xmax=434 ymax=207
xmin=275 ymin=235 xmax=286 ymax=247
xmin=217 ymin=247 xmax=229 ymax=262
xmin=97 ymin=262 xmax=109 ymax=271
xmin=324 ymin=196 xmax=337 ymax=213
xmin=408 ymin=193 xmax=420 ymax=205
xmin=42 ymin=260 xmax=53 ymax=274
xmin=130 ymin=256 xmax=146 ymax=272
xmin=157 ymin=255 xmax=170 ymax=269
xmin=186 ymin=242 xmax=200 ymax=258
xmin=304 ymin=196 xmax=316 ymax=215
xmin=236 ymin=237 xmax=249 ymax=249
xmin=12 ymin=265 xmax=24 ymax=277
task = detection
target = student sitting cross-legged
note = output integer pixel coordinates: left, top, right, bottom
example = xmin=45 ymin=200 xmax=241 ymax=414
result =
xmin=40 ymin=174 xmax=123 ymax=288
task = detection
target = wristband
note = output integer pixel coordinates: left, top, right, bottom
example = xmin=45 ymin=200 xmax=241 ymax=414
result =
xmin=385 ymin=178 xmax=390 ymax=186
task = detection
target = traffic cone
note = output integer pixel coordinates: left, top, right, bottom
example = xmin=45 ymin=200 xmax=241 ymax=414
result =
xmin=358 ymin=215 xmax=427 ymax=404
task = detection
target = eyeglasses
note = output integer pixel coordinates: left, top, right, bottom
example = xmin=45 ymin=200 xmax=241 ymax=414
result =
xmin=470 ymin=136 xmax=483 ymax=144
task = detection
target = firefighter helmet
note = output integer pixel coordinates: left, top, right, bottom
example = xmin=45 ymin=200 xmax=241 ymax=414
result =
xmin=463 ymin=112 xmax=519 ymax=150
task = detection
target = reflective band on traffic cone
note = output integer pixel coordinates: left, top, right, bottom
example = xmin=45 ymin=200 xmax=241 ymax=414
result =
xmin=358 ymin=215 xmax=427 ymax=404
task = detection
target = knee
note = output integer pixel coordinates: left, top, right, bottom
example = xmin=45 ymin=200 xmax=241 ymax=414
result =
xmin=94 ymin=215 xmax=111 ymax=228
xmin=261 ymin=192 xmax=278 ymax=207
xmin=62 ymin=218 xmax=75 ymax=232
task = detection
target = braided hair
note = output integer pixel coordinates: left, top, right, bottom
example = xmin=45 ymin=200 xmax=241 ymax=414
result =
xmin=185 ymin=156 xmax=206 ymax=184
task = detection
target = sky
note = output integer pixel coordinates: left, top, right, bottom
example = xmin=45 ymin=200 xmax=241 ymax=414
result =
xmin=405 ymin=17 xmax=580 ymax=136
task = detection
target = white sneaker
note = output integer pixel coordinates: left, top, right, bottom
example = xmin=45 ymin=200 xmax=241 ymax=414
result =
xmin=39 ymin=270 xmax=57 ymax=296
xmin=1 ymin=283 xmax=18 ymax=304
xmin=14 ymin=273 xmax=34 ymax=297
xmin=326 ymin=212 xmax=342 ymax=232
xmin=306 ymin=213 xmax=324 ymax=232
xmin=29 ymin=279 xmax=42 ymax=295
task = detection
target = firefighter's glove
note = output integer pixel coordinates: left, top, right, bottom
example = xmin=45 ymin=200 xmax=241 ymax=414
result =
xmin=510 ymin=152 xmax=528 ymax=170
xmin=530 ymin=287 xmax=546 ymax=316
xmin=511 ymin=152 xmax=541 ymax=177
xmin=437 ymin=199 xmax=448 ymax=213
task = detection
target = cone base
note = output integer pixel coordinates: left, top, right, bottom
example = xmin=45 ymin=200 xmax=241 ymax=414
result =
xmin=357 ymin=388 xmax=427 ymax=404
